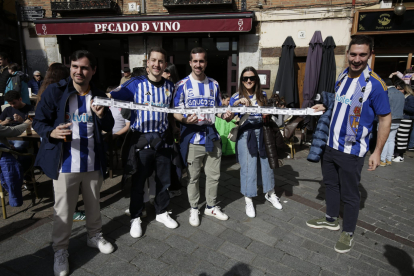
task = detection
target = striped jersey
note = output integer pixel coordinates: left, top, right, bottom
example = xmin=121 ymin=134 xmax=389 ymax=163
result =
xmin=229 ymin=91 xmax=267 ymax=119
xmin=327 ymin=70 xmax=391 ymax=157
xmin=60 ymin=92 xmax=99 ymax=173
xmin=110 ymin=76 xmax=174 ymax=134
xmin=174 ymin=74 xmax=222 ymax=144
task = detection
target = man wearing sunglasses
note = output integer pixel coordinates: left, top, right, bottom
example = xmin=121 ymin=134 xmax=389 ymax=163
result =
xmin=28 ymin=71 xmax=43 ymax=95
xmin=173 ymin=47 xmax=232 ymax=227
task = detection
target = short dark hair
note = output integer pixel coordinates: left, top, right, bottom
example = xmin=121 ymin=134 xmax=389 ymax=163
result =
xmin=348 ymin=35 xmax=374 ymax=53
xmin=384 ymin=78 xmax=393 ymax=86
xmin=5 ymin=90 xmax=22 ymax=102
xmin=221 ymin=93 xmax=229 ymax=100
xmin=190 ymin=47 xmax=207 ymax=61
xmin=9 ymin=63 xmax=20 ymax=72
xmin=70 ymin=50 xmax=97 ymax=69
xmin=0 ymin=52 xmax=9 ymax=61
xmin=148 ymin=47 xmax=167 ymax=62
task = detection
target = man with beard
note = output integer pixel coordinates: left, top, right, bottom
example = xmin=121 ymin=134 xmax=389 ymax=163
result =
xmin=173 ymin=47 xmax=232 ymax=227
xmin=110 ymin=47 xmax=178 ymax=238
xmin=306 ymin=35 xmax=391 ymax=253
xmin=33 ymin=50 xmax=115 ymax=276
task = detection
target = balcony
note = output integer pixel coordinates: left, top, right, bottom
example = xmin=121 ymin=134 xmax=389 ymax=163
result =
xmin=50 ymin=0 xmax=118 ymax=16
xmin=163 ymin=0 xmax=233 ymax=7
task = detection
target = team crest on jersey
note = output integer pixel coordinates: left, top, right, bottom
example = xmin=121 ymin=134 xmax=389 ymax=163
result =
xmin=165 ymin=89 xmax=171 ymax=97
xmin=210 ymin=89 xmax=214 ymax=97
xmin=349 ymin=106 xmax=361 ymax=134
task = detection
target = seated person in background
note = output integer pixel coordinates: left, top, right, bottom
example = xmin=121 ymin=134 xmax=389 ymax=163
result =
xmin=27 ymin=71 xmax=43 ymax=95
xmin=5 ymin=63 xmax=30 ymax=105
xmin=0 ymin=90 xmax=34 ymax=152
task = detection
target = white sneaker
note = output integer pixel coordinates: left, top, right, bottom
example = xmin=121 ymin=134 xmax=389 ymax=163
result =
xmin=87 ymin=232 xmax=114 ymax=254
xmin=125 ymin=208 xmax=147 ymax=218
xmin=265 ymin=193 xmax=283 ymax=210
xmin=189 ymin=208 xmax=200 ymax=227
xmin=130 ymin=218 xmax=143 ymax=238
xmin=169 ymin=190 xmax=182 ymax=198
xmin=204 ymin=206 xmax=229 ymax=221
xmin=156 ymin=211 xmax=178 ymax=229
xmin=54 ymin=249 xmax=69 ymax=276
xmin=245 ymin=202 xmax=256 ymax=218
xmin=392 ymin=156 xmax=404 ymax=162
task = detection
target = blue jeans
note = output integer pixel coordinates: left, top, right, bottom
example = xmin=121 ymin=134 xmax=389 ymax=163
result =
xmin=9 ymin=141 xmax=30 ymax=153
xmin=380 ymin=123 xmax=399 ymax=162
xmin=409 ymin=125 xmax=414 ymax=149
xmin=237 ymin=126 xmax=275 ymax=197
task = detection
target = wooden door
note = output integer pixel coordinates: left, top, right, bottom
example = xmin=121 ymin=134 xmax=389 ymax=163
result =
xmin=295 ymin=58 xmax=306 ymax=108
xmin=227 ymin=54 xmax=239 ymax=96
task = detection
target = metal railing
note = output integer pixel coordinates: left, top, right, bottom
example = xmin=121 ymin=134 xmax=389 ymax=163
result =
xmin=50 ymin=0 xmax=117 ymax=11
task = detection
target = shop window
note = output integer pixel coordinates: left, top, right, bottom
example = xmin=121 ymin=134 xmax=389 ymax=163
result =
xmin=375 ymin=55 xmax=410 ymax=79
xmin=188 ymin=38 xmax=200 ymax=50
xmin=216 ymin=38 xmax=229 ymax=51
xmin=231 ymin=69 xmax=237 ymax=83
xmin=232 ymin=54 xmax=237 ymax=66
xmin=173 ymin=38 xmax=185 ymax=51
xmin=202 ymin=38 xmax=215 ymax=51
xmin=232 ymin=38 xmax=238 ymax=51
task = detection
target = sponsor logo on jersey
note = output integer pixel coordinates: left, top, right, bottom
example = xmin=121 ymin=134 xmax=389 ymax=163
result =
xmin=188 ymin=88 xmax=195 ymax=98
xmin=187 ymin=97 xmax=215 ymax=107
xmin=335 ymin=93 xmax=352 ymax=106
xmin=145 ymin=91 xmax=152 ymax=96
xmin=66 ymin=112 xmax=93 ymax=123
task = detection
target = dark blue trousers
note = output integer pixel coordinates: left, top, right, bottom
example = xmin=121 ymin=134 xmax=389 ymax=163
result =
xmin=130 ymin=148 xmax=171 ymax=218
xmin=321 ymin=146 xmax=365 ymax=233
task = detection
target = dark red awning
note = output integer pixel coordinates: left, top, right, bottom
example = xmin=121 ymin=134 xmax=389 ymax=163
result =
xmin=34 ymin=12 xmax=254 ymax=35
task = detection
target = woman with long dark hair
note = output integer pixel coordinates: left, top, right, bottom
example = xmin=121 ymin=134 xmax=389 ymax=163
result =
xmin=36 ymin=63 xmax=69 ymax=107
xmin=162 ymin=63 xmax=180 ymax=84
xmin=229 ymin=66 xmax=282 ymax=218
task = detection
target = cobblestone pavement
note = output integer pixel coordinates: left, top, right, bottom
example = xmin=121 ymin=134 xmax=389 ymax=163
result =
xmin=1 ymin=148 xmax=414 ymax=276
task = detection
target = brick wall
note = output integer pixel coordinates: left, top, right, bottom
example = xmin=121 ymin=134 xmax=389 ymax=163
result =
xmin=17 ymin=0 xmax=379 ymax=18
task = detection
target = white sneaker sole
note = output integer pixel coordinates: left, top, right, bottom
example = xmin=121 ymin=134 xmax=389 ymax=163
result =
xmin=306 ymin=222 xmax=340 ymax=231
xmin=189 ymin=219 xmax=200 ymax=227
xmin=334 ymin=239 xmax=353 ymax=253
xmin=204 ymin=210 xmax=229 ymax=221
xmin=156 ymin=217 xmax=178 ymax=229
xmin=87 ymin=240 xmax=114 ymax=254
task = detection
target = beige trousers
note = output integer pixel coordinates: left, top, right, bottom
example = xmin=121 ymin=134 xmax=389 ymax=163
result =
xmin=187 ymin=140 xmax=222 ymax=208
xmin=52 ymin=171 xmax=103 ymax=251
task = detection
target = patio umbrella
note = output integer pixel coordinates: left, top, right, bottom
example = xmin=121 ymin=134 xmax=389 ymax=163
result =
xmin=308 ymin=36 xmax=337 ymax=131
xmin=315 ymin=36 xmax=337 ymax=101
xmin=272 ymin=36 xmax=298 ymax=107
xmin=301 ymin=31 xmax=323 ymax=109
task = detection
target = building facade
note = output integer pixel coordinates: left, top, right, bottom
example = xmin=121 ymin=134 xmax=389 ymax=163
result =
xmin=18 ymin=0 xmax=410 ymax=104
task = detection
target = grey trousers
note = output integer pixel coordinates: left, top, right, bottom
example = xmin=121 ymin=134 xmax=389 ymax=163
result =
xmin=187 ymin=140 xmax=222 ymax=208
xmin=52 ymin=171 xmax=103 ymax=251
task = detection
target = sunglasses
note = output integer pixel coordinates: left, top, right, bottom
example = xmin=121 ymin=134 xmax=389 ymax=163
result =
xmin=242 ymin=76 xmax=256 ymax=82
xmin=34 ymin=75 xmax=41 ymax=77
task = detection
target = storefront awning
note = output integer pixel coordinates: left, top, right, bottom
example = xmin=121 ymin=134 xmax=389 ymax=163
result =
xmin=34 ymin=12 xmax=254 ymax=36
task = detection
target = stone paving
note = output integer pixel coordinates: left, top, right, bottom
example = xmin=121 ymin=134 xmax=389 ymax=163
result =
xmin=1 ymin=148 xmax=414 ymax=276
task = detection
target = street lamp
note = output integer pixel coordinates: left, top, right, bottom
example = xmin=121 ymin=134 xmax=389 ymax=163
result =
xmin=394 ymin=0 xmax=406 ymax=16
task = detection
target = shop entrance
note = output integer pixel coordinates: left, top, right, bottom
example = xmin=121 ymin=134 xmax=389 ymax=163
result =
xmin=58 ymin=35 xmax=129 ymax=91
xmin=163 ymin=36 xmax=239 ymax=96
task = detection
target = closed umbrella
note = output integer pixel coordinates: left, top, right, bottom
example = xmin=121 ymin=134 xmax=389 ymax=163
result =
xmin=315 ymin=36 xmax=337 ymax=101
xmin=301 ymin=31 xmax=323 ymax=109
xmin=272 ymin=36 xmax=298 ymax=107
xmin=308 ymin=36 xmax=337 ymax=131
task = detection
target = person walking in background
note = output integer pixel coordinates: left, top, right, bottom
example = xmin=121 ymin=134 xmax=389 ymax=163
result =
xmin=5 ymin=63 xmax=30 ymax=105
xmin=120 ymin=67 xmax=132 ymax=85
xmin=379 ymin=78 xmax=405 ymax=166
xmin=174 ymin=47 xmax=232 ymax=227
xmin=27 ymin=71 xmax=43 ymax=95
xmin=110 ymin=47 xmax=178 ymax=238
xmin=393 ymin=80 xmax=414 ymax=162
xmin=229 ymin=67 xmax=283 ymax=218
xmin=33 ymin=50 xmax=115 ymax=276
xmin=35 ymin=63 xmax=70 ymax=108
xmin=307 ymin=35 xmax=391 ymax=253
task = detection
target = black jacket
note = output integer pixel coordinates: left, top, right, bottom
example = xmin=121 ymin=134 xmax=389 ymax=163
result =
xmin=0 ymin=66 xmax=11 ymax=105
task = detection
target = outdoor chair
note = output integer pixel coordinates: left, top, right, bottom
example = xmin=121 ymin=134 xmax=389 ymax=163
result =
xmin=281 ymin=116 xmax=304 ymax=158
xmin=0 ymin=147 xmax=37 ymax=219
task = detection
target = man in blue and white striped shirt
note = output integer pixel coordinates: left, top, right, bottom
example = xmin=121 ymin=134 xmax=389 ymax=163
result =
xmin=306 ymin=36 xmax=391 ymax=254
xmin=173 ymin=47 xmax=232 ymax=227
xmin=110 ymin=47 xmax=178 ymax=238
